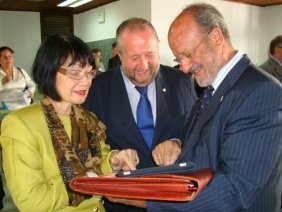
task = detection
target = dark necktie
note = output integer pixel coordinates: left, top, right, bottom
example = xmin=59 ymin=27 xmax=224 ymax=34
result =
xmin=197 ymin=85 xmax=214 ymax=119
xmin=136 ymin=86 xmax=154 ymax=149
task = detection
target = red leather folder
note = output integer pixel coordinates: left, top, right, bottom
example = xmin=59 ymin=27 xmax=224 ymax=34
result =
xmin=69 ymin=168 xmax=212 ymax=202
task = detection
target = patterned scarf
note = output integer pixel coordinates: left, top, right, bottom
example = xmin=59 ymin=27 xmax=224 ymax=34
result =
xmin=40 ymin=98 xmax=106 ymax=206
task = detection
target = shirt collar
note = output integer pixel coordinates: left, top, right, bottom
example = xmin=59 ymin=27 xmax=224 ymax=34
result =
xmin=212 ymin=51 xmax=243 ymax=92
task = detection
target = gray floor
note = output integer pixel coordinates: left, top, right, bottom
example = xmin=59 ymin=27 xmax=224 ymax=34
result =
xmin=0 ymin=150 xmax=18 ymax=212
xmin=1 ymin=176 xmax=18 ymax=212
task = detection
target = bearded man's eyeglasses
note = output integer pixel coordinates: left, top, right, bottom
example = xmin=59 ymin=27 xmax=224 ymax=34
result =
xmin=173 ymin=30 xmax=213 ymax=65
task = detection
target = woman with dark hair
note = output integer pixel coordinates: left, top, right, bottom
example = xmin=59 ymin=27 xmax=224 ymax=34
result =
xmin=0 ymin=46 xmax=36 ymax=111
xmin=0 ymin=34 xmax=139 ymax=211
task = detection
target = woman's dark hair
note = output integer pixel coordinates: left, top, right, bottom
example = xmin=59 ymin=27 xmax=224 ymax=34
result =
xmin=32 ymin=34 xmax=95 ymax=101
xmin=0 ymin=46 xmax=15 ymax=56
xmin=92 ymin=48 xmax=101 ymax=54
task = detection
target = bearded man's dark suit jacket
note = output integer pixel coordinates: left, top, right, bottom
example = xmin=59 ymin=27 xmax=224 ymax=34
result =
xmin=148 ymin=55 xmax=282 ymax=212
xmin=83 ymin=65 xmax=196 ymax=212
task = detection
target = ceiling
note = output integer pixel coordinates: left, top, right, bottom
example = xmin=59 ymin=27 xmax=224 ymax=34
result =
xmin=223 ymin=0 xmax=282 ymax=6
xmin=0 ymin=0 xmax=281 ymax=15
xmin=0 ymin=0 xmax=118 ymax=14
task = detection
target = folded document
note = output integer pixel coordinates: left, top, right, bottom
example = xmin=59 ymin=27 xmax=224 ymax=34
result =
xmin=69 ymin=165 xmax=212 ymax=202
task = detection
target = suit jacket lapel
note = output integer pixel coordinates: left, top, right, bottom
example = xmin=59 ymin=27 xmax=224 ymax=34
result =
xmin=181 ymin=98 xmax=200 ymax=140
xmin=179 ymin=55 xmax=252 ymax=158
xmin=153 ymin=68 xmax=169 ymax=147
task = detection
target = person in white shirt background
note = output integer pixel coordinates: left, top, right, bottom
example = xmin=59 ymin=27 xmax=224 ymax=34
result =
xmin=0 ymin=46 xmax=36 ymax=111
xmin=92 ymin=48 xmax=106 ymax=74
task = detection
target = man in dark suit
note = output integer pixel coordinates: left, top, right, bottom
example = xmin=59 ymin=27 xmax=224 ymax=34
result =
xmin=259 ymin=35 xmax=282 ymax=83
xmin=108 ymin=42 xmax=121 ymax=70
xmin=111 ymin=3 xmax=282 ymax=211
xmin=83 ymin=18 xmax=196 ymax=211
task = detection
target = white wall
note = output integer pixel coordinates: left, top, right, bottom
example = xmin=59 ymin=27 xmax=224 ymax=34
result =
xmin=76 ymin=0 xmax=281 ymax=66
xmin=152 ymin=0 xmax=263 ymax=65
xmin=0 ymin=11 xmax=41 ymax=74
xmin=0 ymin=0 xmax=281 ymax=75
xmin=260 ymin=5 xmax=282 ymax=62
xmin=74 ymin=0 xmax=151 ymax=41
xmin=152 ymin=0 xmax=282 ymax=65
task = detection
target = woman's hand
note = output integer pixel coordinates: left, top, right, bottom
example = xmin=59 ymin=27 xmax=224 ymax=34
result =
xmin=2 ymin=75 xmax=12 ymax=85
xmin=109 ymin=149 xmax=139 ymax=172
xmin=27 ymin=91 xmax=32 ymax=98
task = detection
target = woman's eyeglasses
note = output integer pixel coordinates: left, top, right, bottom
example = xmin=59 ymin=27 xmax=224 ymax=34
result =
xmin=58 ymin=68 xmax=96 ymax=80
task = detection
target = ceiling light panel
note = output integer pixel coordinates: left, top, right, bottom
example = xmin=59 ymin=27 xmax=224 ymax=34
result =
xmin=57 ymin=0 xmax=92 ymax=7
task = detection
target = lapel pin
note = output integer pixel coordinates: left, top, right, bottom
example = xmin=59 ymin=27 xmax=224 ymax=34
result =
xmin=162 ymin=88 xmax=166 ymax=92
xmin=220 ymin=96 xmax=224 ymax=102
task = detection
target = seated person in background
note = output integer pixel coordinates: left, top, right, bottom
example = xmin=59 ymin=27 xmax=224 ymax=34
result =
xmin=108 ymin=42 xmax=121 ymax=70
xmin=259 ymin=35 xmax=282 ymax=83
xmin=0 ymin=34 xmax=139 ymax=212
xmin=0 ymin=46 xmax=36 ymax=111
xmin=92 ymin=48 xmax=105 ymax=74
